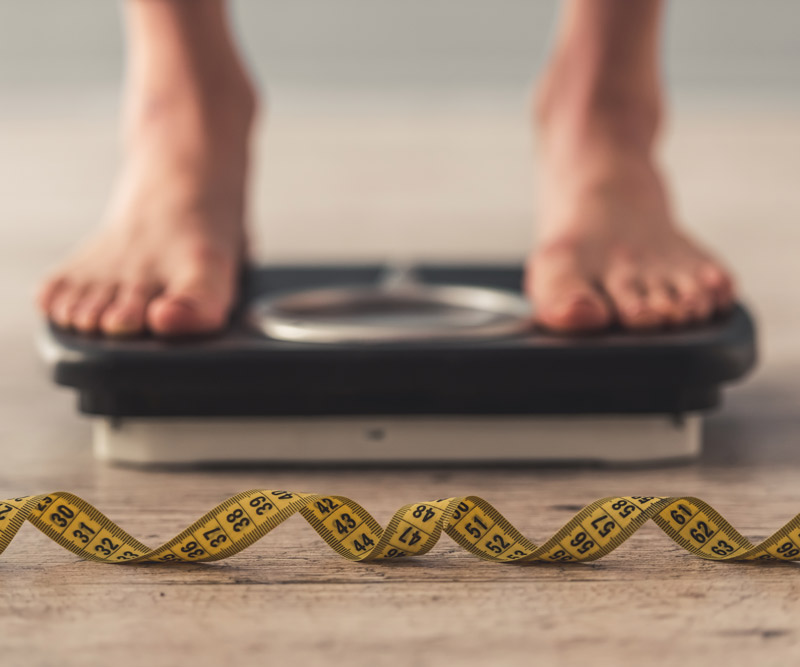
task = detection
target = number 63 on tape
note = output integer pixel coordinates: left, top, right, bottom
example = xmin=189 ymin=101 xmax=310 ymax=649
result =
xmin=1 ymin=492 xmax=799 ymax=564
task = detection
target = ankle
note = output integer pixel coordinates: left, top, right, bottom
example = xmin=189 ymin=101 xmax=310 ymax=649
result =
xmin=123 ymin=67 xmax=258 ymax=154
xmin=534 ymin=56 xmax=662 ymax=154
xmin=123 ymin=0 xmax=258 ymax=139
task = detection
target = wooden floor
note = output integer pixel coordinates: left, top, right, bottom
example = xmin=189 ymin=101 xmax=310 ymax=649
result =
xmin=2 ymin=97 xmax=800 ymax=666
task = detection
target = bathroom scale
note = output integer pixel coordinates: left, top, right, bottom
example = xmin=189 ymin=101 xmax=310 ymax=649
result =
xmin=38 ymin=264 xmax=757 ymax=465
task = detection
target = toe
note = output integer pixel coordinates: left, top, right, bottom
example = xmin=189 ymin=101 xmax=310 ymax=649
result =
xmin=147 ymin=292 xmax=230 ymax=336
xmin=699 ymin=262 xmax=735 ymax=312
xmin=644 ymin=281 xmax=684 ymax=327
xmin=528 ymin=253 xmax=611 ymax=333
xmin=100 ymin=283 xmax=157 ymax=336
xmin=540 ymin=292 xmax=611 ymax=333
xmin=37 ymin=275 xmax=67 ymax=313
xmin=671 ymin=272 xmax=714 ymax=323
xmin=49 ymin=284 xmax=87 ymax=329
xmin=604 ymin=276 xmax=662 ymax=330
xmin=72 ymin=285 xmax=117 ymax=333
xmin=146 ymin=262 xmax=235 ymax=337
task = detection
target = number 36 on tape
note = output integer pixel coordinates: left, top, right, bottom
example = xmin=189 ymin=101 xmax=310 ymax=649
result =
xmin=1 ymin=492 xmax=798 ymax=564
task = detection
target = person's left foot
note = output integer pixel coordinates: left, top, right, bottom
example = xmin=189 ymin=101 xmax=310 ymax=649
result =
xmin=527 ymin=79 xmax=735 ymax=333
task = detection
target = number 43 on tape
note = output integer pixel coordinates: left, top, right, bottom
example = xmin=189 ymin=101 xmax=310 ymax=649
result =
xmin=1 ymin=492 xmax=798 ymax=564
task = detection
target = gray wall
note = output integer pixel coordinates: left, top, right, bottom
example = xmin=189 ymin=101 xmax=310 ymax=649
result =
xmin=0 ymin=0 xmax=798 ymax=101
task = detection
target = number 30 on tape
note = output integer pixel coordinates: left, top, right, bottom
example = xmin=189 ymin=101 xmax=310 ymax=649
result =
xmin=1 ymin=492 xmax=798 ymax=564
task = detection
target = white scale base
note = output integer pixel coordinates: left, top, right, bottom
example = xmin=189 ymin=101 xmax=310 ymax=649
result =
xmin=93 ymin=414 xmax=702 ymax=465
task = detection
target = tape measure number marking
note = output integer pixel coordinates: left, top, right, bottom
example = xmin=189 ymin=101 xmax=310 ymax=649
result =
xmin=1 ymin=492 xmax=796 ymax=564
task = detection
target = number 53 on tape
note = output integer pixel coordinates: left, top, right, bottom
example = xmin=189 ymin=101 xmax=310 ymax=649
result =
xmin=1 ymin=492 xmax=798 ymax=564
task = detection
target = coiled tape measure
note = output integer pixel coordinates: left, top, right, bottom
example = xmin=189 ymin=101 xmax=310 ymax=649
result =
xmin=1 ymin=492 xmax=799 ymax=564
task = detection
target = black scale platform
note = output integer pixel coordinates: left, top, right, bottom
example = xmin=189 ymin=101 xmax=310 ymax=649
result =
xmin=40 ymin=265 xmax=757 ymax=419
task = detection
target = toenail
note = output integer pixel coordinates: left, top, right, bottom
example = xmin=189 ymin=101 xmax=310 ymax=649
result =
xmin=103 ymin=319 xmax=141 ymax=336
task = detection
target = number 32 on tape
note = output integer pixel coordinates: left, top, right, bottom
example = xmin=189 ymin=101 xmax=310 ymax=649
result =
xmin=1 ymin=492 xmax=798 ymax=564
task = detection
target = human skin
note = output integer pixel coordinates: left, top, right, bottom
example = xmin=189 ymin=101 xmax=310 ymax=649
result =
xmin=37 ymin=0 xmax=733 ymax=336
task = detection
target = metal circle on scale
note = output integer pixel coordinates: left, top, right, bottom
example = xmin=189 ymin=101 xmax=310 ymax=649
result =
xmin=248 ymin=283 xmax=533 ymax=344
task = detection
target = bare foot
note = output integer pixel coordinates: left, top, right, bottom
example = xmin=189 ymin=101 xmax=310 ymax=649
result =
xmin=527 ymin=90 xmax=735 ymax=334
xmin=37 ymin=3 xmax=256 ymax=337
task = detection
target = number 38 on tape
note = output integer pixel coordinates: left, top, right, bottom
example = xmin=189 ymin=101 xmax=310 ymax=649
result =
xmin=1 ymin=492 xmax=798 ymax=564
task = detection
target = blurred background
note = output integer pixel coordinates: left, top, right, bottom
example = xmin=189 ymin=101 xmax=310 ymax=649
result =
xmin=1 ymin=0 xmax=797 ymax=265
xmin=3 ymin=1 xmax=799 ymax=94
xmin=0 ymin=1 xmax=798 ymax=430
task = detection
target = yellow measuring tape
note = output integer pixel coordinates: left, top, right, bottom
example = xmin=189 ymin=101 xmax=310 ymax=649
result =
xmin=1 ymin=492 xmax=798 ymax=563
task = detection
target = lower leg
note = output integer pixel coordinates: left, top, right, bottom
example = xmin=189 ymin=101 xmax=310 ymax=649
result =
xmin=38 ymin=0 xmax=256 ymax=336
xmin=528 ymin=0 xmax=734 ymax=332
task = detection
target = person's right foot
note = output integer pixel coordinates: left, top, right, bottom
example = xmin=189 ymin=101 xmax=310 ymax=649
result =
xmin=38 ymin=38 xmax=255 ymax=337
